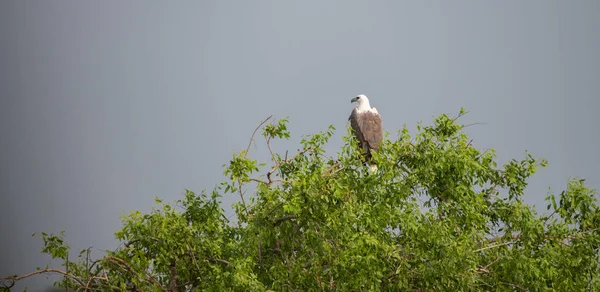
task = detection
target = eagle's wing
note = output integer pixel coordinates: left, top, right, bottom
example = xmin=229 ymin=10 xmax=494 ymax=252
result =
xmin=358 ymin=110 xmax=383 ymax=151
xmin=349 ymin=108 xmax=366 ymax=150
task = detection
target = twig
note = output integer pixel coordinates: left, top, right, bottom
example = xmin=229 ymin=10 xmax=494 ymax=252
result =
xmin=1 ymin=269 xmax=85 ymax=289
xmin=106 ymin=256 xmax=165 ymax=291
xmin=463 ymin=122 xmax=487 ymax=128
xmin=267 ymin=202 xmax=284 ymax=216
xmin=274 ymin=215 xmax=297 ymax=227
xmin=266 ymin=136 xmax=275 ymax=159
xmin=84 ymin=272 xmax=109 ymax=292
xmin=452 ymin=110 xmax=469 ymax=121
xmin=322 ymin=161 xmax=341 ymax=177
xmin=66 ymin=251 xmax=69 ymax=292
xmin=487 ymin=234 xmax=520 ymax=244
xmin=249 ymin=178 xmax=268 ymax=185
xmin=475 ymin=228 xmax=600 ymax=253
xmin=267 ymin=148 xmax=311 ymax=184
xmin=208 ymin=258 xmax=231 ymax=265
xmin=472 ymin=241 xmax=514 ymax=253
xmin=237 ymin=179 xmax=247 ymax=215
xmin=258 ymin=240 xmax=262 ymax=264
xmin=499 ymin=281 xmax=529 ymax=291
xmin=237 ymin=116 xmax=274 ymax=215
xmin=245 ymin=115 xmax=273 ymax=157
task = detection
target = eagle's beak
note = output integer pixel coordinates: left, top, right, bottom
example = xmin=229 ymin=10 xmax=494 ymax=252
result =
xmin=351 ymin=97 xmax=358 ymax=103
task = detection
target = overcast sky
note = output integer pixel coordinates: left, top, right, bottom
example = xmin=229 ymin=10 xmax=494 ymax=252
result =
xmin=1 ymin=1 xmax=599 ymax=290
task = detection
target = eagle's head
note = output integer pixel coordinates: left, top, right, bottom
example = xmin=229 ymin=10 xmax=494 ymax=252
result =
xmin=351 ymin=94 xmax=371 ymax=111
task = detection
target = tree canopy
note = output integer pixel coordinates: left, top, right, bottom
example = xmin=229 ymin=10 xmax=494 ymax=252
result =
xmin=3 ymin=111 xmax=600 ymax=291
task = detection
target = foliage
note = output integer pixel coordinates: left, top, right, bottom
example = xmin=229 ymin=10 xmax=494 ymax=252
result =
xmin=3 ymin=112 xmax=600 ymax=291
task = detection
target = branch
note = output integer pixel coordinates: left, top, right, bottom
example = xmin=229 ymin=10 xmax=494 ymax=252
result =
xmin=208 ymin=258 xmax=230 ymax=265
xmin=169 ymin=260 xmax=179 ymax=292
xmin=266 ymin=135 xmax=275 ymax=160
xmin=463 ymin=122 xmax=487 ymax=128
xmin=84 ymin=271 xmax=109 ymax=292
xmin=245 ymin=115 xmax=273 ymax=158
xmin=267 ymin=148 xmax=311 ymax=184
xmin=453 ymin=110 xmax=468 ymax=120
xmin=106 ymin=256 xmax=165 ymax=291
xmin=473 ymin=241 xmax=515 ymax=253
xmin=274 ymin=215 xmax=296 ymax=227
xmin=486 ymin=234 xmax=520 ymax=244
xmin=322 ymin=161 xmax=342 ymax=178
xmin=499 ymin=281 xmax=529 ymax=291
xmin=1 ymin=268 xmax=85 ymax=289
xmin=475 ymin=228 xmax=600 ymax=253
xmin=249 ymin=178 xmax=268 ymax=185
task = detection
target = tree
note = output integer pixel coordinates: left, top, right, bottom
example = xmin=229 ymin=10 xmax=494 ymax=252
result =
xmin=3 ymin=111 xmax=600 ymax=291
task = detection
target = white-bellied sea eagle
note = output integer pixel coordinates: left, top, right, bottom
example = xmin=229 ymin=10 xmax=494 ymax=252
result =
xmin=349 ymin=94 xmax=383 ymax=172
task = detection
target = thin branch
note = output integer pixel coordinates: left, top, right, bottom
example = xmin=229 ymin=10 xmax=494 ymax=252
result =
xmin=266 ymin=136 xmax=275 ymax=160
xmin=322 ymin=161 xmax=341 ymax=178
xmin=452 ymin=110 xmax=469 ymax=121
xmin=499 ymin=281 xmax=529 ymax=292
xmin=476 ymin=228 xmax=600 ymax=253
xmin=274 ymin=215 xmax=297 ymax=227
xmin=245 ymin=115 xmax=273 ymax=157
xmin=106 ymin=256 xmax=165 ymax=291
xmin=169 ymin=260 xmax=179 ymax=292
xmin=487 ymin=234 xmax=521 ymax=244
xmin=473 ymin=241 xmax=515 ymax=253
xmin=463 ymin=122 xmax=487 ymax=128
xmin=66 ymin=252 xmax=70 ymax=292
xmin=1 ymin=269 xmax=85 ymax=288
xmin=84 ymin=271 xmax=109 ymax=292
xmin=267 ymin=148 xmax=311 ymax=184
xmin=258 ymin=240 xmax=262 ymax=264
xmin=208 ymin=258 xmax=231 ymax=265
xmin=237 ymin=179 xmax=247 ymax=214
xmin=249 ymin=178 xmax=268 ymax=185
xmin=267 ymin=202 xmax=284 ymax=216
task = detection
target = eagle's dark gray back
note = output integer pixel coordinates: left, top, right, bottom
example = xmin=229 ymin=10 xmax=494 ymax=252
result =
xmin=349 ymin=108 xmax=383 ymax=161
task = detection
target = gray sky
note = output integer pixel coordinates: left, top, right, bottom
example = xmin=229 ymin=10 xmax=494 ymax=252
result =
xmin=1 ymin=1 xmax=599 ymax=290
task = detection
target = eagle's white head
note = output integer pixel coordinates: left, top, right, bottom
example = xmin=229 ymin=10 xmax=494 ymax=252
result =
xmin=351 ymin=94 xmax=373 ymax=112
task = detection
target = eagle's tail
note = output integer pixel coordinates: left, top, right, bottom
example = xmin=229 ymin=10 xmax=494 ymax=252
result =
xmin=368 ymin=164 xmax=378 ymax=174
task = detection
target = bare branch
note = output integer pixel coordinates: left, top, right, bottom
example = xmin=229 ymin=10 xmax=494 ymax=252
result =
xmin=249 ymin=178 xmax=268 ymax=185
xmin=245 ymin=115 xmax=273 ymax=158
xmin=463 ymin=122 xmax=487 ymax=128
xmin=1 ymin=268 xmax=85 ymax=289
xmin=452 ymin=110 xmax=469 ymax=121
xmin=266 ymin=136 xmax=275 ymax=160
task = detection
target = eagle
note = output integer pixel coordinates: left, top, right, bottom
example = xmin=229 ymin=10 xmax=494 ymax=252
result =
xmin=349 ymin=94 xmax=383 ymax=172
